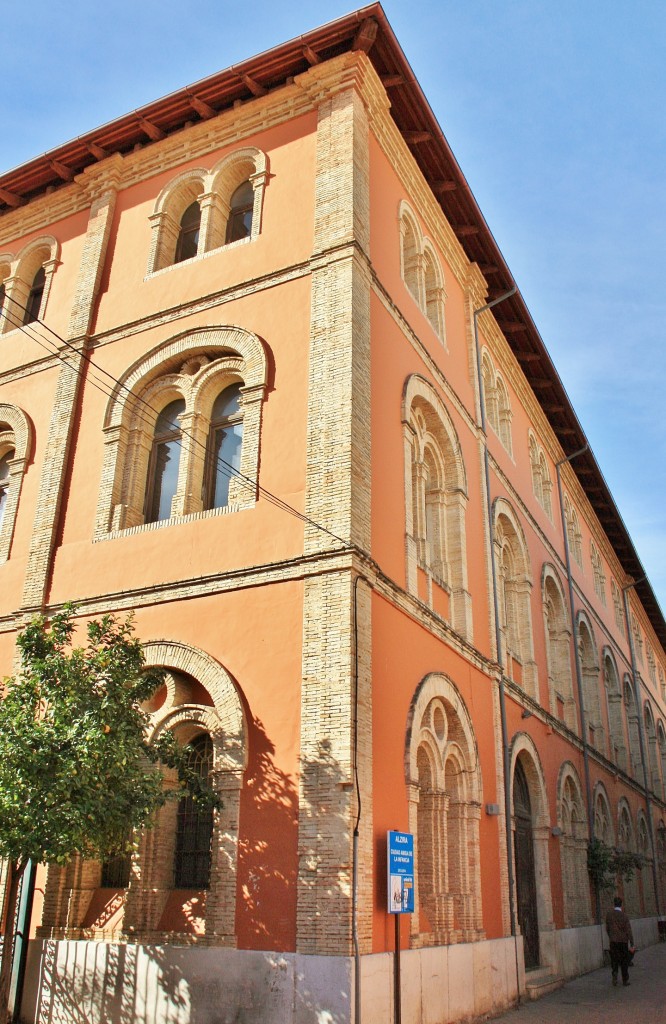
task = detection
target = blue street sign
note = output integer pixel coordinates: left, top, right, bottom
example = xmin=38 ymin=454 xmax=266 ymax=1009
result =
xmin=387 ymin=830 xmax=414 ymax=914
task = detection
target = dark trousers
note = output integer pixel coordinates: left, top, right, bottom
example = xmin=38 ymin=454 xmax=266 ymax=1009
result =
xmin=609 ymin=941 xmax=630 ymax=983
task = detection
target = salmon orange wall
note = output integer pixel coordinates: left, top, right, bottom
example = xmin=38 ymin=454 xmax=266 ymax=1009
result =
xmin=93 ymin=113 xmax=318 ymax=337
xmin=370 ymin=592 xmax=503 ymax=948
xmin=48 ymin=275 xmax=313 ymax=605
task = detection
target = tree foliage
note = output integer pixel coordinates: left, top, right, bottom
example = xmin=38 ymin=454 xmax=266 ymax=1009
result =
xmin=587 ymin=837 xmax=644 ymax=893
xmin=0 ymin=605 xmax=218 ymax=868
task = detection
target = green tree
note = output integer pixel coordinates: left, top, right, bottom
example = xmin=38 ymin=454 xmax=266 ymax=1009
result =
xmin=0 ymin=607 xmax=217 ymax=1022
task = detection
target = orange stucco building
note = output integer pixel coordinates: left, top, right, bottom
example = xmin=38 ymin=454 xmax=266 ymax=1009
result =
xmin=1 ymin=7 xmax=665 ymax=1023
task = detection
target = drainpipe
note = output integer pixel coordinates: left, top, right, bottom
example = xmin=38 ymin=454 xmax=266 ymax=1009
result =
xmin=555 ymin=451 xmax=593 ymax=837
xmin=622 ymin=582 xmax=661 ymax=917
xmin=472 ymin=288 xmax=518 ymax=951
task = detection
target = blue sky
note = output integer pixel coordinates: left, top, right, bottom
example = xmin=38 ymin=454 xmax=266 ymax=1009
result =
xmin=2 ymin=1 xmax=665 ymax=613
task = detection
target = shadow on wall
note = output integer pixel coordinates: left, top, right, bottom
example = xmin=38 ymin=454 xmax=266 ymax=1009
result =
xmin=24 ymin=729 xmax=352 ymax=1024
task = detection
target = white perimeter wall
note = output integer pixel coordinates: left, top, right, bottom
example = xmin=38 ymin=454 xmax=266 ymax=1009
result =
xmin=19 ymin=920 xmax=660 ymax=1024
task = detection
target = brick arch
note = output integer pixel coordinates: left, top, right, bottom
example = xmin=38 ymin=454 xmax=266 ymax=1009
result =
xmin=153 ymin=167 xmax=208 ymax=215
xmin=509 ymin=735 xmax=556 ymax=956
xmin=0 ymin=235 xmax=60 ymax=335
xmin=593 ymin=781 xmax=615 ymax=845
xmin=402 ymin=375 xmax=471 ymax=637
xmin=494 ymin=498 xmax=537 ymax=696
xmin=557 ymin=761 xmax=591 ymax=925
xmin=541 ymin=563 xmax=575 ymax=727
xmin=0 ymin=403 xmax=33 ymax=563
xmin=97 ymin=326 xmax=268 ymax=535
xmin=405 ymin=671 xmax=483 ymax=945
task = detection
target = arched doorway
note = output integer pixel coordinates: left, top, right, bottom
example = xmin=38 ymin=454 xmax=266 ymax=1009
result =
xmin=513 ymin=759 xmax=540 ymax=968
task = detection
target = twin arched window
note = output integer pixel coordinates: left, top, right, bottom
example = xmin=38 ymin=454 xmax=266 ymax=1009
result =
xmin=0 ymin=450 xmax=13 ymax=530
xmin=144 ymin=383 xmax=245 ymax=525
xmin=481 ymin=350 xmax=512 ymax=455
xmin=399 ymin=202 xmax=446 ymax=340
xmin=494 ymin=501 xmax=537 ymax=697
xmin=97 ymin=327 xmax=267 ymax=537
xmin=406 ymin=676 xmax=484 ymax=946
xmin=0 ymin=237 xmax=59 ymax=335
xmin=563 ymin=494 xmax=583 ymax=567
xmin=149 ymin=149 xmax=269 ymax=273
xmin=403 ymin=376 xmax=471 ymax=640
xmin=528 ymin=433 xmax=552 ymax=518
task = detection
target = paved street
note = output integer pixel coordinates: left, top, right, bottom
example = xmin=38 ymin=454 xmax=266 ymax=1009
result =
xmin=489 ymin=942 xmax=666 ymax=1023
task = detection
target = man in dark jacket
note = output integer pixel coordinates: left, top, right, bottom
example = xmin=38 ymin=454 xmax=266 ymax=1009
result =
xmin=605 ymin=895 xmax=634 ymax=986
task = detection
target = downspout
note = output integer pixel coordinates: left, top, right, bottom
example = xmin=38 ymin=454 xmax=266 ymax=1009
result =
xmin=352 ymin=573 xmax=371 ymax=1024
xmin=622 ymin=582 xmax=661 ymax=917
xmin=472 ymin=288 xmax=518 ymax=954
xmin=9 ymin=861 xmax=36 ymax=1024
xmin=555 ymin=451 xmax=592 ymax=831
xmin=555 ymin=449 xmax=598 ymax=921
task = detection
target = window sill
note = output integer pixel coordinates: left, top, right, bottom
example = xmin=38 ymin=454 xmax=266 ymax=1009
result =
xmin=95 ymin=499 xmax=254 ymax=542
xmin=146 ymin=235 xmax=253 ymax=280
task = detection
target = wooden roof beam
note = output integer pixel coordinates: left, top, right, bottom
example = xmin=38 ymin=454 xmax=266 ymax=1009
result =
xmin=302 ymin=44 xmax=321 ymax=65
xmin=138 ymin=118 xmax=166 ymax=142
xmin=0 ymin=187 xmax=24 ymax=208
xmin=352 ymin=17 xmax=378 ymax=53
xmin=516 ymin=351 xmax=542 ymax=362
xmin=434 ymin=180 xmax=458 ymax=193
xmin=49 ymin=159 xmax=74 ymax=182
xmin=239 ymin=72 xmax=267 ymax=97
xmin=497 ymin=321 xmax=528 ymax=333
xmin=189 ymin=94 xmax=216 ymax=119
xmin=403 ymin=130 xmax=432 ymax=144
xmin=87 ymin=141 xmax=109 ymax=160
xmin=381 ymin=74 xmax=405 ymax=87
xmin=454 ymin=224 xmax=479 ymax=237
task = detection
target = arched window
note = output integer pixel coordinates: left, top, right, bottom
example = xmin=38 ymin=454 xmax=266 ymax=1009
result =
xmin=590 ymin=540 xmax=606 ymax=604
xmin=22 ymin=266 xmax=46 ymax=325
xmin=494 ymin=502 xmax=537 ymax=697
xmin=39 ymin=644 xmax=247 ymax=944
xmin=225 ymin=180 xmax=254 ymax=243
xmin=174 ymin=733 xmax=214 ymax=889
xmin=206 ymin=383 xmax=244 ymax=509
xmin=96 ymin=327 xmax=267 ymax=536
xmin=558 ymin=766 xmax=590 ymax=926
xmin=624 ymin=677 xmax=641 ymax=779
xmin=542 ymin=567 xmax=575 ymax=728
xmin=406 ymin=675 xmax=483 ymax=946
xmin=577 ymin=615 xmax=603 ymax=751
xmin=398 ymin=202 xmax=446 ymax=341
xmin=0 ymin=237 xmax=59 ymax=336
xmin=0 ymin=449 xmax=13 ymax=529
xmin=481 ymin=350 xmax=512 ymax=455
xmin=637 ymin=816 xmax=655 ymax=915
xmin=529 ymin=435 xmax=543 ymax=506
xmin=617 ymin=803 xmax=640 ymax=917
xmin=611 ymin=580 xmax=625 ymax=636
xmin=563 ymin=495 xmax=583 ymax=567
xmin=0 ymin=405 xmax=32 ymax=563
xmin=658 ymin=723 xmax=666 ymax=802
xmin=174 ymin=201 xmax=201 ymax=263
xmin=403 ymin=376 xmax=471 ymax=639
xmin=401 ymin=216 xmax=421 ymax=301
xmin=644 ymin=704 xmax=661 ymax=796
xmin=604 ymin=651 xmax=626 ymax=770
xmin=148 ymin=149 xmax=268 ymax=274
xmin=145 ymin=399 xmax=185 ymax=524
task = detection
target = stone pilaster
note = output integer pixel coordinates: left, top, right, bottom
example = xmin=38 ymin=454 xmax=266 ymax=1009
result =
xmin=21 ymin=164 xmax=121 ymax=611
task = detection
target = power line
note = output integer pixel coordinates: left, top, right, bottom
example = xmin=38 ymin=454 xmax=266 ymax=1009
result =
xmin=0 ymin=295 xmax=349 ymax=548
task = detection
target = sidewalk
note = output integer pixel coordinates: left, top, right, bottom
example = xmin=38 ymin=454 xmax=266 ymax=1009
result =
xmin=488 ymin=942 xmax=666 ymax=1023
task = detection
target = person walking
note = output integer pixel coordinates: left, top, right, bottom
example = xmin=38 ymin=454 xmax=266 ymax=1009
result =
xmin=605 ymin=895 xmax=634 ymax=987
